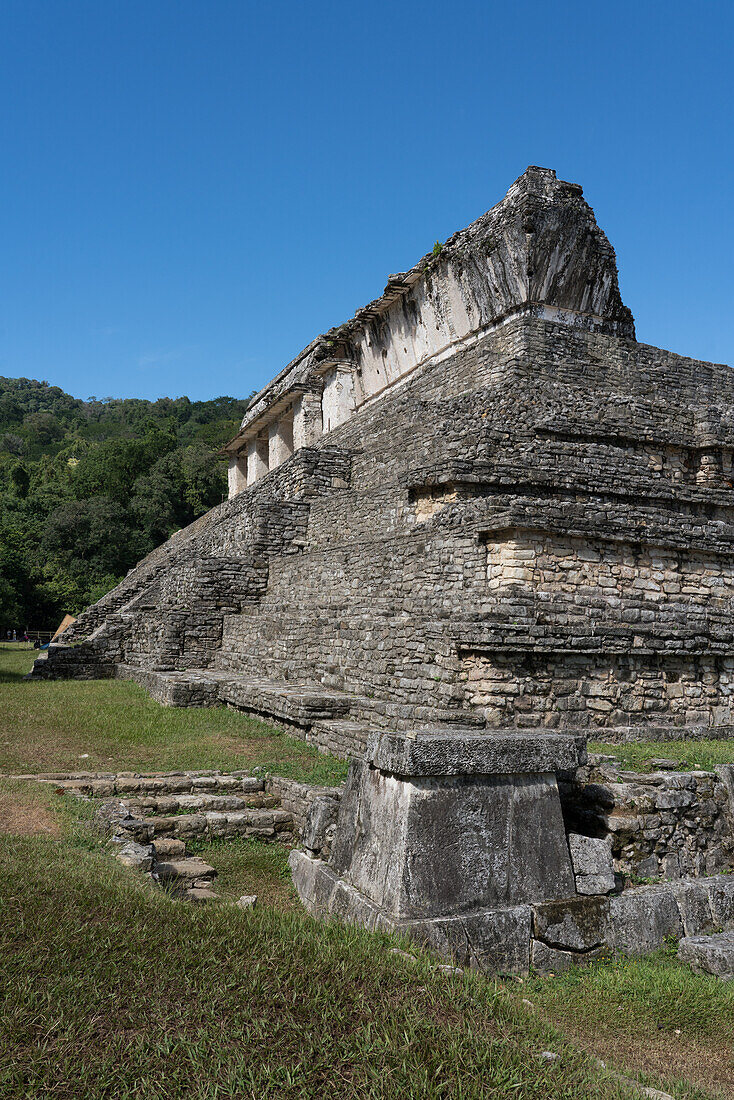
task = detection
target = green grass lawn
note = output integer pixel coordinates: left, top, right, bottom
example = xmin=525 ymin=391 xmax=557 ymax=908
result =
xmin=2 ymin=647 xmax=733 ymax=1097
xmin=0 ymin=644 xmax=347 ymax=784
xmin=188 ymin=835 xmax=301 ymax=910
xmin=0 ymin=781 xmax=651 ymax=1100
xmin=590 ymin=738 xmax=734 ymax=773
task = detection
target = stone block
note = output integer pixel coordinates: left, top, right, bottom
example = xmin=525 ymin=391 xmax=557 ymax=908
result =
xmin=155 ymin=857 xmax=216 ymax=883
xmin=531 ymin=940 xmax=608 ymax=974
xmin=329 ymin=879 xmax=381 ymax=931
xmin=678 ymin=933 xmax=734 ymax=979
xmin=173 ymin=814 xmax=207 ymax=839
xmin=404 ymin=907 xmax=532 ymax=975
xmin=609 ymin=885 xmax=682 ymax=955
xmin=241 ymin=778 xmax=265 ymax=792
xmin=87 ymin=779 xmax=114 ymax=798
xmin=567 ymin=833 xmax=615 ymax=895
xmin=670 ymin=880 xmax=715 ymax=937
xmin=288 ymin=851 xmax=339 ymax=918
xmin=114 ymin=841 xmax=153 ymax=873
xmin=151 ymin=837 xmax=185 ymax=860
xmin=146 ymin=815 xmax=175 ymax=838
xmin=187 ymin=887 xmax=218 ymax=904
xmin=533 ymin=896 xmax=611 ymax=953
xmin=703 ymin=876 xmax=734 ymax=928
xmin=302 ymin=795 xmax=340 ymax=855
xmin=365 ymin=729 xmax=586 ymax=777
xmin=205 ymin=812 xmax=230 ymax=838
xmin=330 ymin=759 xmax=575 ymax=918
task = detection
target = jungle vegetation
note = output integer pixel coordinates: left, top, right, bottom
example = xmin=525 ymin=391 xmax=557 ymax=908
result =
xmin=0 ymin=376 xmax=251 ymax=632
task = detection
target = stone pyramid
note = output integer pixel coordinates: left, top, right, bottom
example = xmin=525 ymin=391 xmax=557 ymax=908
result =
xmin=34 ymin=167 xmax=734 ymax=759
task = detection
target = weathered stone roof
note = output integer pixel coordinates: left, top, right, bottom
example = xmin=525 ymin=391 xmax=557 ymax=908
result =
xmin=222 ymin=166 xmax=634 ymax=454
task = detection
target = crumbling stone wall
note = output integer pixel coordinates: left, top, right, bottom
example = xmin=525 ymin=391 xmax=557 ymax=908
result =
xmin=562 ymin=763 xmax=734 ymax=881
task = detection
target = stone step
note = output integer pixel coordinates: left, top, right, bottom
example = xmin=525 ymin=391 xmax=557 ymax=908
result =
xmin=125 ymin=792 xmax=277 ymax=815
xmin=309 ymin=720 xmax=372 ymax=757
xmin=118 ymin=664 xmax=372 ymax=728
xmin=216 ymin=676 xmax=364 ymax=727
xmin=143 ymin=808 xmax=294 ymax=841
xmin=352 ymin=701 xmax=486 ymax=729
xmin=155 ymin=857 xmax=217 ymax=883
xmin=309 ymin=713 xmax=487 ymax=758
xmin=45 ymin=773 xmax=265 ymax=798
xmin=151 ymin=838 xmax=186 ymax=860
xmin=186 ymin=886 xmax=219 ymax=904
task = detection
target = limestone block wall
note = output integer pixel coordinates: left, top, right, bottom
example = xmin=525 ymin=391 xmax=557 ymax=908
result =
xmin=462 ymin=653 xmax=734 ymax=732
xmin=264 ymin=775 xmax=341 ymax=835
xmin=486 ymin=534 xmax=734 ymax=607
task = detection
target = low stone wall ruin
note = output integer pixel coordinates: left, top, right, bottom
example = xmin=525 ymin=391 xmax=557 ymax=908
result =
xmin=561 ymin=761 xmax=734 ymax=882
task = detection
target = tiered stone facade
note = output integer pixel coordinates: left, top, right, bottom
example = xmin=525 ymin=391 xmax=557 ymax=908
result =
xmin=29 ymin=168 xmax=734 ymax=973
xmin=32 ymin=166 xmax=734 ymax=757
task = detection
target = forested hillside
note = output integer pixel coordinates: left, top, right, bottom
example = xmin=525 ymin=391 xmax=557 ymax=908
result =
xmin=0 ymin=377 xmax=251 ymax=632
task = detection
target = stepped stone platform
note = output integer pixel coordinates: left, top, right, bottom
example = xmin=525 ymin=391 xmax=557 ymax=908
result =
xmin=25 ymin=167 xmax=734 ymax=971
xmin=29 ymin=166 xmax=734 ymax=759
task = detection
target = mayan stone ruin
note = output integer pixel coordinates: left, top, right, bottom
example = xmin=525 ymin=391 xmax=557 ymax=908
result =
xmin=31 ymin=166 xmax=734 ymax=973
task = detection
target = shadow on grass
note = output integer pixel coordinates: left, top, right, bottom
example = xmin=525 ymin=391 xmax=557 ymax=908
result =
xmin=0 ymin=666 xmax=35 ymax=683
xmin=0 ymin=644 xmax=38 ymax=683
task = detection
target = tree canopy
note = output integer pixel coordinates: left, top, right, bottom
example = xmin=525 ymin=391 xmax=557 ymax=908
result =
xmin=0 ymin=377 xmax=251 ymax=632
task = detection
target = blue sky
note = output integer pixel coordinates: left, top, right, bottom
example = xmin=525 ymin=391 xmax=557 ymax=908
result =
xmin=0 ymin=0 xmax=732 ymax=402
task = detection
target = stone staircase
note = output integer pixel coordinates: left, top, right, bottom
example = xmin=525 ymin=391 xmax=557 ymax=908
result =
xmin=33 ymin=769 xmax=341 ymax=904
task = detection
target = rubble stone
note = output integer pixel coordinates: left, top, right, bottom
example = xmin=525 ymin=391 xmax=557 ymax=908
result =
xmin=567 ymin=834 xmax=615 ymax=895
xmin=678 ymin=933 xmax=734 ymax=979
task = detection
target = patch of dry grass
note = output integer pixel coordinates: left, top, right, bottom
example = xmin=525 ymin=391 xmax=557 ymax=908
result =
xmin=0 ymin=779 xmax=61 ymax=837
xmin=521 ymin=949 xmax=734 ymax=1099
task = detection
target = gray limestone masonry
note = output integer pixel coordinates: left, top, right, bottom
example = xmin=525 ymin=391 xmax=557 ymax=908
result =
xmin=29 ymin=166 xmax=734 ymax=755
xmin=26 ymin=167 xmax=734 ymax=974
xmin=288 ymin=729 xmax=734 ymax=974
xmin=561 ymin=761 xmax=734 ymax=881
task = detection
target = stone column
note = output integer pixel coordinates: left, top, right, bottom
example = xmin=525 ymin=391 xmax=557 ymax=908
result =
xmin=268 ymin=417 xmax=294 ymax=471
xmin=227 ymin=454 xmax=248 ymax=498
xmin=293 ymin=392 xmax=323 ymax=450
xmin=247 ymin=436 xmax=269 ymax=485
xmin=321 ymin=366 xmax=356 ymax=433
